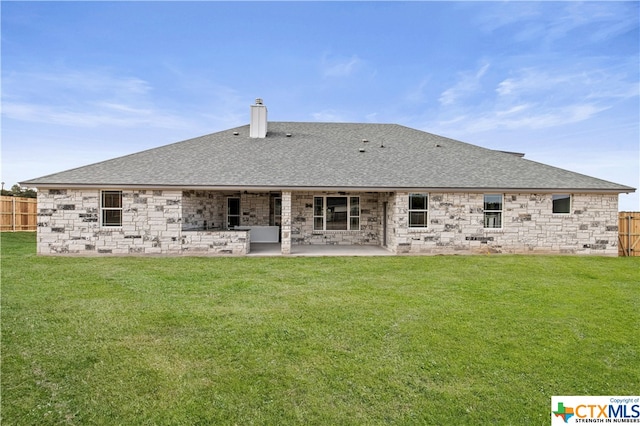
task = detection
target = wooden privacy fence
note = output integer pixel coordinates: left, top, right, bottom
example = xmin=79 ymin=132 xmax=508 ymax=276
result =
xmin=0 ymin=196 xmax=37 ymax=232
xmin=618 ymin=212 xmax=640 ymax=257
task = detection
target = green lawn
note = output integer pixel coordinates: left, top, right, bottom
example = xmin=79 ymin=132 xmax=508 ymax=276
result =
xmin=1 ymin=232 xmax=638 ymax=425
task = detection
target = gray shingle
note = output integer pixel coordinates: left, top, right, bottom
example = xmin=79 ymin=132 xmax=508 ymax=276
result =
xmin=21 ymin=122 xmax=635 ymax=192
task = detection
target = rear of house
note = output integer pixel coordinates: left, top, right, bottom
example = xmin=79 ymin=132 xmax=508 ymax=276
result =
xmin=22 ymin=100 xmax=635 ymax=256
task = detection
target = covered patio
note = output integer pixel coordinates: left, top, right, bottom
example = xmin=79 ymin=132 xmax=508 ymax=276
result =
xmin=181 ymin=189 xmax=391 ymax=256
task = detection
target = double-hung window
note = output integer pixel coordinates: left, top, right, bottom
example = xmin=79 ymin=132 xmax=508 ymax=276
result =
xmin=483 ymin=194 xmax=503 ymax=229
xmin=408 ymin=193 xmax=429 ymax=228
xmin=101 ymin=190 xmax=122 ymax=227
xmin=313 ymin=196 xmax=360 ymax=231
xmin=552 ymin=194 xmax=571 ymax=214
xmin=227 ymin=197 xmax=240 ymax=228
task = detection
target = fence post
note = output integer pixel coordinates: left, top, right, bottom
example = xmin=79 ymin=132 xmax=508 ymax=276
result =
xmin=12 ymin=197 xmax=16 ymax=232
xmin=627 ymin=214 xmax=633 ymax=257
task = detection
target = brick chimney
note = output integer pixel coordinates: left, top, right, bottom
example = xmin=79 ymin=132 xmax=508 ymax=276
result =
xmin=249 ymin=98 xmax=267 ymax=138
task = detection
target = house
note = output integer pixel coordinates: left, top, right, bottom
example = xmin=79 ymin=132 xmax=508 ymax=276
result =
xmin=21 ymin=99 xmax=635 ymax=256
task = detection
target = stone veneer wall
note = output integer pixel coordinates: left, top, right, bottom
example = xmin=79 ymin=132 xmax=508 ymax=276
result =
xmin=290 ymin=192 xmax=380 ymax=245
xmin=238 ymin=192 xmax=273 ymax=227
xmin=36 ymin=189 xmax=619 ymax=256
xmin=182 ymin=191 xmax=274 ymax=230
xmin=180 ymin=230 xmax=249 ymax=255
xmin=391 ymin=192 xmax=619 ymax=255
xmin=181 ymin=190 xmax=224 ymax=230
xmin=37 ymin=189 xmax=249 ymax=255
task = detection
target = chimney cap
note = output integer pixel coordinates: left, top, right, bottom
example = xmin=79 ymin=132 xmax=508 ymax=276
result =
xmin=255 ymin=98 xmax=264 ymax=105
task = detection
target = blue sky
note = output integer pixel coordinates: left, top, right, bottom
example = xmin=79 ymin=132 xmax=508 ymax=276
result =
xmin=2 ymin=1 xmax=638 ymax=210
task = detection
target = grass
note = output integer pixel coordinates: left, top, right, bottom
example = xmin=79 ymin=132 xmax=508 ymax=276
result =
xmin=1 ymin=232 xmax=638 ymax=425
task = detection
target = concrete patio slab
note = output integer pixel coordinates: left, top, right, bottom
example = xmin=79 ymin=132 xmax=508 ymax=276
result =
xmin=248 ymin=243 xmax=393 ymax=257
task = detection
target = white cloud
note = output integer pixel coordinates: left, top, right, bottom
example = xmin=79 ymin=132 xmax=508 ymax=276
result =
xmin=439 ymin=62 xmax=490 ymax=106
xmin=433 ymin=102 xmax=610 ymax=136
xmin=557 ymin=2 xmax=638 ymax=43
xmin=3 ymin=69 xmax=152 ymax=102
xmin=404 ymin=78 xmax=431 ymax=103
xmin=0 ymin=67 xmax=237 ymax=131
xmin=321 ymin=54 xmax=363 ymax=78
xmin=427 ymin=61 xmax=638 ymax=138
xmin=2 ymin=68 xmax=173 ymax=127
xmin=365 ymin=112 xmax=379 ymax=122
xmin=495 ymin=104 xmax=531 ymax=117
xmin=2 ymin=100 xmax=189 ymax=129
xmin=495 ymin=67 xmax=639 ymax=101
xmin=311 ymin=109 xmax=347 ymax=122
xmin=474 ymin=2 xmax=542 ymax=34
xmin=474 ymin=2 xmax=638 ymax=45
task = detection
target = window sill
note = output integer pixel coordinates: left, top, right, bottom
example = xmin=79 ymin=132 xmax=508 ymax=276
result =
xmin=312 ymin=230 xmax=361 ymax=234
xmin=483 ymin=228 xmax=504 ymax=232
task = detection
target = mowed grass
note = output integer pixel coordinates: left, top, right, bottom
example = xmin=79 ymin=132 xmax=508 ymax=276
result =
xmin=1 ymin=233 xmax=638 ymax=425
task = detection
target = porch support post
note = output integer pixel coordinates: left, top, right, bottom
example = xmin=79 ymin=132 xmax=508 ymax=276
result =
xmin=281 ymin=191 xmax=292 ymax=255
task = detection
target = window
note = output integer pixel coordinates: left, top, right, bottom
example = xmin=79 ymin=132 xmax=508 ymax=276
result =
xmin=272 ymin=197 xmax=282 ymax=226
xmin=408 ymin=193 xmax=429 ymax=228
xmin=349 ymin=197 xmax=360 ymax=230
xmin=227 ymin=197 xmax=240 ymax=228
xmin=313 ymin=196 xmax=360 ymax=231
xmin=101 ymin=190 xmax=122 ymax=227
xmin=314 ymin=197 xmax=324 ymax=230
xmin=484 ymin=194 xmax=502 ymax=229
xmin=552 ymin=194 xmax=571 ymax=214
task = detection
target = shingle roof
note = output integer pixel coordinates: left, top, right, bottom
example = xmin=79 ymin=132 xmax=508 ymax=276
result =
xmin=21 ymin=122 xmax=635 ymax=193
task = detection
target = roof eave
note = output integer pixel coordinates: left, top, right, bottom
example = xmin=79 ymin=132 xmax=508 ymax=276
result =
xmin=22 ymin=182 xmax=636 ymax=194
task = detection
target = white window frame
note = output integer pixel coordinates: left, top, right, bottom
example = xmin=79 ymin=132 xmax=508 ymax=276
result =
xmin=313 ymin=196 xmax=360 ymax=231
xmin=408 ymin=193 xmax=429 ymax=228
xmin=227 ymin=197 xmax=240 ymax=229
xmin=483 ymin=194 xmax=503 ymax=229
xmin=101 ymin=190 xmax=123 ymax=227
xmin=552 ymin=194 xmax=572 ymax=214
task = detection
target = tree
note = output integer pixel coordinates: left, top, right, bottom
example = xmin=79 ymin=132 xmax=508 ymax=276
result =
xmin=2 ymin=184 xmax=37 ymax=198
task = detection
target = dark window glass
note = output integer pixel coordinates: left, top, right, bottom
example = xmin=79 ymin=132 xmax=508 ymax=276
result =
xmin=314 ymin=197 xmax=323 ymax=216
xmin=484 ymin=212 xmax=502 ymax=228
xmin=102 ymin=209 xmax=122 ymax=226
xmin=326 ymin=197 xmax=348 ymax=230
xmin=102 ymin=191 xmax=122 ymax=208
xmin=409 ymin=211 xmax=428 ymax=227
xmin=227 ymin=198 xmax=240 ymax=228
xmin=350 ymin=197 xmax=360 ymax=216
xmin=313 ymin=197 xmax=324 ymax=230
xmin=409 ymin=194 xmax=427 ymax=210
xmin=552 ymin=194 xmax=571 ymax=214
xmin=484 ymin=194 xmax=502 ymax=211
